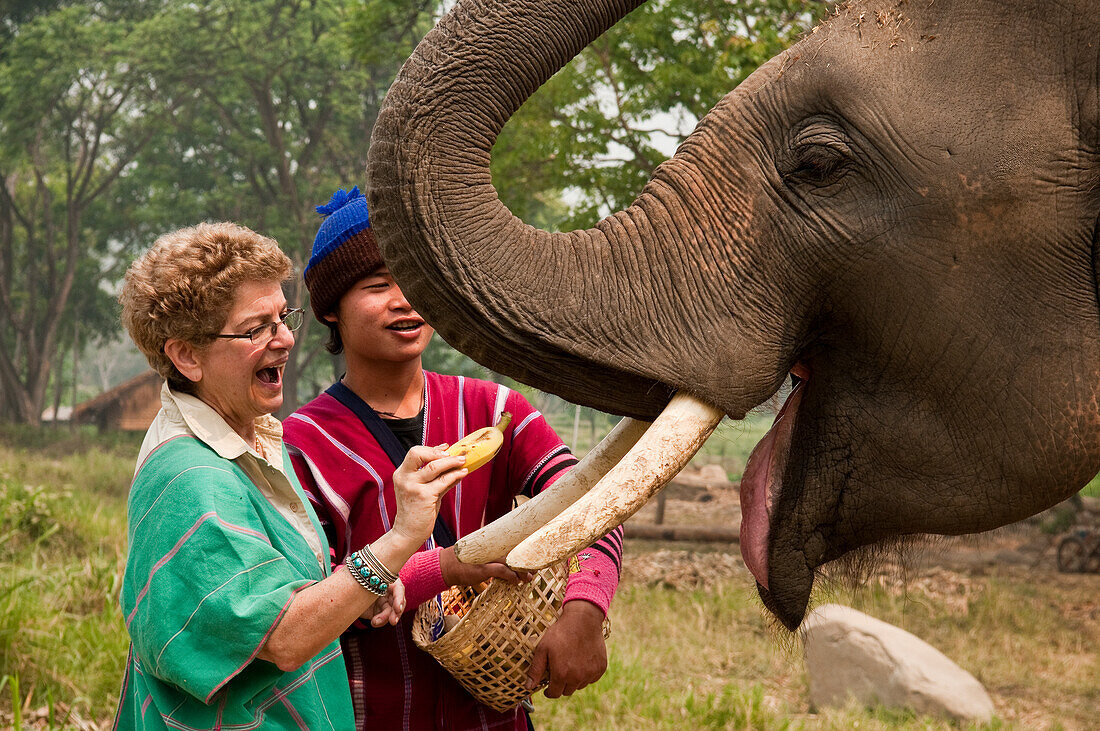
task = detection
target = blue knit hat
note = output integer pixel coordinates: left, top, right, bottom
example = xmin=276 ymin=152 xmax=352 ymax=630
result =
xmin=304 ymin=186 xmax=383 ymax=319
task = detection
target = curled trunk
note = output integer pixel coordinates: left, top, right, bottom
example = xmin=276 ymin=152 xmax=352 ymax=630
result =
xmin=369 ymin=0 xmax=688 ymax=419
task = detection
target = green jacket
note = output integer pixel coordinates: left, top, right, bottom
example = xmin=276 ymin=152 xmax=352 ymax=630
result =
xmin=113 ymin=435 xmax=353 ymax=730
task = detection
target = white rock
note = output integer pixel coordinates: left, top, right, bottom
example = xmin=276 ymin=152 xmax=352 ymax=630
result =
xmin=800 ymin=604 xmax=994 ymax=722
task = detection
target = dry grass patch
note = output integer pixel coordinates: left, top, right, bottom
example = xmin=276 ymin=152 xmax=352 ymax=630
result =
xmin=532 ymin=544 xmax=1098 ymax=730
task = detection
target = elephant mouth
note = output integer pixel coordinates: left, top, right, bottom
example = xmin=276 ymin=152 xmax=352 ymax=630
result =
xmin=739 ymin=363 xmax=810 ymax=591
xmin=453 ymin=364 xmax=815 ymax=628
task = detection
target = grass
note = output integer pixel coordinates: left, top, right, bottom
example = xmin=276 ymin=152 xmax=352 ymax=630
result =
xmin=0 ymin=426 xmax=135 ymax=728
xmin=532 ymin=580 xmax=801 ymax=730
xmin=0 ymin=424 xmax=1096 ymax=728
xmin=533 ymin=560 xmax=1098 ymax=729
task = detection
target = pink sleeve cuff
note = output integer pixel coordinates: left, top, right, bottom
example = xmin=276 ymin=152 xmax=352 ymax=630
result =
xmin=399 ymin=548 xmax=448 ymax=610
xmin=563 ymin=549 xmax=620 ymax=616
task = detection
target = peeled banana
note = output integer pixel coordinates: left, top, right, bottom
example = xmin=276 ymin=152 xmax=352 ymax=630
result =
xmin=446 ymin=412 xmax=512 ymax=474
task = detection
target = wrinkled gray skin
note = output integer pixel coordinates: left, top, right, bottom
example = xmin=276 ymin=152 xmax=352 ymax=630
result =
xmin=367 ymin=0 xmax=1100 ymax=629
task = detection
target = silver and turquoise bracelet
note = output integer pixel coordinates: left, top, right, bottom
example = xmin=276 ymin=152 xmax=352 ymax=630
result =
xmin=345 ymin=544 xmax=399 ymax=596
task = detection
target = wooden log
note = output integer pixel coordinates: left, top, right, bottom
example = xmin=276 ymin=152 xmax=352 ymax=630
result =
xmin=624 ymin=521 xmax=739 ymax=543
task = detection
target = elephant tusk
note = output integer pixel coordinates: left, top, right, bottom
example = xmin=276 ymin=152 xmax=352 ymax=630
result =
xmin=506 ymin=391 xmax=725 ymax=570
xmin=453 ymin=416 xmax=650 ymax=564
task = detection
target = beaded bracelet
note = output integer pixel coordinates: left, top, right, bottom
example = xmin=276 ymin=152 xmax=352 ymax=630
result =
xmin=345 ymin=553 xmax=387 ymax=595
xmin=345 ymin=544 xmax=399 ymax=596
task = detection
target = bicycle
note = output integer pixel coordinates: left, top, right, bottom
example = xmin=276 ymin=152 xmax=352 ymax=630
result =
xmin=1056 ymin=527 xmax=1100 ymax=573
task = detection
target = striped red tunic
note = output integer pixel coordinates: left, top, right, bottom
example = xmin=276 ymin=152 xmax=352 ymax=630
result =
xmin=284 ymin=372 xmax=622 ymax=731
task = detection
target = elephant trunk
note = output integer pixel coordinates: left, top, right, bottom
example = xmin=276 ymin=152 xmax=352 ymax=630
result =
xmin=368 ymin=0 xmax=689 ymax=420
xmin=368 ymin=0 xmax=808 ymax=574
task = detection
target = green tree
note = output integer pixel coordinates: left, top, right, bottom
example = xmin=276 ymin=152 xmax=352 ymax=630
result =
xmin=492 ymin=0 xmax=835 ymax=229
xmin=0 ymin=3 xmax=185 ymax=424
xmin=43 ymin=253 xmax=125 ymax=427
xmin=1 ymin=0 xmax=830 ymax=423
xmin=119 ymin=0 xmax=445 ymax=412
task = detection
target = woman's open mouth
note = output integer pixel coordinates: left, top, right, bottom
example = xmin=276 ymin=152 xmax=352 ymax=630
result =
xmin=256 ymin=365 xmax=283 ymax=386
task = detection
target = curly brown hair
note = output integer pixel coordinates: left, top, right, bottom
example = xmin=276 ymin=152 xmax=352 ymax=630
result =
xmin=119 ymin=222 xmax=293 ymax=392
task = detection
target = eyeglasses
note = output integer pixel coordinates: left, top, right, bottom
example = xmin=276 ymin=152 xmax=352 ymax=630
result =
xmin=212 ymin=308 xmax=304 ymax=346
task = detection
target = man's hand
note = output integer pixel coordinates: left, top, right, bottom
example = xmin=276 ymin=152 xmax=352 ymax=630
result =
xmin=526 ymin=600 xmax=608 ymax=698
xmin=439 ymin=546 xmax=533 ymax=588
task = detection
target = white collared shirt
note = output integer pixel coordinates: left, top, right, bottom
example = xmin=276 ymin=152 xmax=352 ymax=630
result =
xmin=137 ymin=382 xmax=326 ymax=568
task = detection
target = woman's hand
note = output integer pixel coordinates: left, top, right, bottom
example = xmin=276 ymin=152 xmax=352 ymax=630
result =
xmin=366 ymin=579 xmax=407 ymax=627
xmin=390 ymin=445 xmax=467 ymax=548
xmin=260 ymin=452 xmax=462 ymax=671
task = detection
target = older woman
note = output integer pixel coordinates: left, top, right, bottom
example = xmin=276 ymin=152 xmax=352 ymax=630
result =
xmin=112 ymin=222 xmax=467 ymax=730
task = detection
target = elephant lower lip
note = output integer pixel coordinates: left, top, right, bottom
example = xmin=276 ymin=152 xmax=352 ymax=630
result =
xmin=755 ymin=576 xmax=812 ymax=632
xmin=739 ymin=364 xmax=809 ymax=590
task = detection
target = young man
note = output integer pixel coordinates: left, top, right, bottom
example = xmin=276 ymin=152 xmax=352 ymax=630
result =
xmin=283 ymin=187 xmax=623 ymax=730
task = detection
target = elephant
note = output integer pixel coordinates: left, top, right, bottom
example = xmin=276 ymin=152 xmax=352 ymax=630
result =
xmin=366 ymin=0 xmax=1100 ymax=630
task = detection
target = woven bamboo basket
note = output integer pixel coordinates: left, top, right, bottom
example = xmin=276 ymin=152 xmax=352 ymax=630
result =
xmin=411 ymin=559 xmax=607 ymax=713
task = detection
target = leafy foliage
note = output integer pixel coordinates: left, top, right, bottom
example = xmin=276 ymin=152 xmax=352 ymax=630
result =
xmin=0 ymin=0 xmax=443 ymax=419
xmin=114 ymin=0 xmax=445 ymax=412
xmin=492 ymin=0 xmax=835 ymax=229
xmin=0 ymin=2 xmax=186 ymax=423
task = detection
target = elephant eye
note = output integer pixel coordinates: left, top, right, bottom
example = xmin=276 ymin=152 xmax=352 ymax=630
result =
xmin=779 ymin=125 xmax=853 ymax=188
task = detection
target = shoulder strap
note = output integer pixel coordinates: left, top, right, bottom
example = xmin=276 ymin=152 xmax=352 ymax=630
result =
xmin=325 ymin=381 xmax=457 ymax=548
xmin=326 ymin=381 xmax=406 ymax=467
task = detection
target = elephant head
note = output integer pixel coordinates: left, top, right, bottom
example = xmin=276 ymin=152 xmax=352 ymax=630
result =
xmin=367 ymin=0 xmax=1100 ymax=629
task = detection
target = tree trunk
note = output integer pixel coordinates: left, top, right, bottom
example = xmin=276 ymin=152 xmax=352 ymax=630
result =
xmin=69 ymin=321 xmax=79 ymax=432
xmin=51 ymin=342 xmax=65 ymax=430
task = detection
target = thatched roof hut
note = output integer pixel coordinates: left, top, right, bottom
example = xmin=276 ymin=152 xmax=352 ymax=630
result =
xmin=72 ymin=370 xmax=161 ymax=431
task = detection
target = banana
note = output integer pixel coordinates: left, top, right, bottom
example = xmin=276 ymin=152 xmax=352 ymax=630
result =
xmin=445 ymin=412 xmax=512 ymax=474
